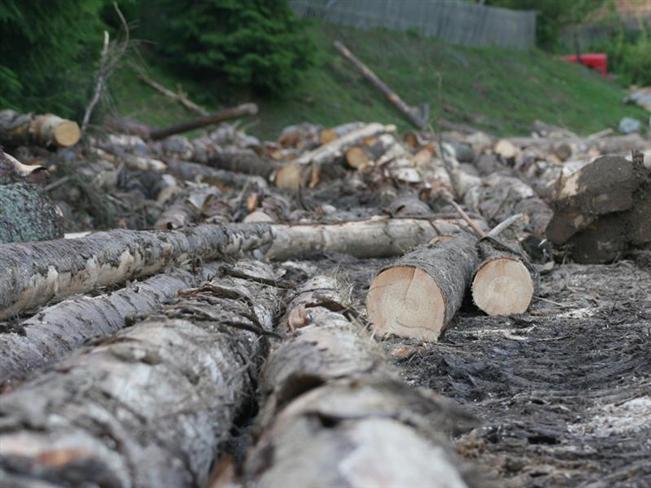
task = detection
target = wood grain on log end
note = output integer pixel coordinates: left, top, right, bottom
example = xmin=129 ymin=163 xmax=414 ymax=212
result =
xmin=367 ymin=266 xmax=445 ymax=341
xmin=51 ymin=120 xmax=81 ymax=147
xmin=471 ymin=256 xmax=534 ymax=315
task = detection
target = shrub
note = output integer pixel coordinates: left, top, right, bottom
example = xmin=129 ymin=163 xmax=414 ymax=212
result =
xmin=147 ymin=0 xmax=316 ymax=95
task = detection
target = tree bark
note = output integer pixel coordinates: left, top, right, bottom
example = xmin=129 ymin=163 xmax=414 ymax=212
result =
xmin=0 ymin=261 xmax=282 ymax=487
xmin=0 ymin=183 xmax=64 ymax=244
xmin=367 ymin=232 xmax=479 ymax=341
xmin=203 ymin=149 xmax=278 ymax=179
xmin=0 ymin=223 xmax=272 ymax=319
xmin=155 ymin=186 xmax=223 ymax=230
xmin=0 ymin=110 xmax=80 ymax=148
xmin=165 ymin=159 xmax=269 ymax=190
xmin=240 ymin=275 xmax=478 ymax=488
xmin=148 ymin=103 xmax=258 ymax=140
xmin=0 ymin=263 xmax=221 ymax=383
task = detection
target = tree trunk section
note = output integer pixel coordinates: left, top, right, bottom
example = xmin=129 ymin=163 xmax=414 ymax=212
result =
xmin=367 ymin=232 xmax=479 ymax=341
xmin=0 ymin=183 xmax=64 ymax=244
xmin=241 ymin=275 xmax=478 ymax=488
xmin=0 ymin=263 xmax=220 ymax=383
xmin=0 ymin=223 xmax=272 ymax=319
xmin=165 ymin=159 xmax=269 ymax=190
xmin=0 ymin=261 xmax=282 ymax=487
xmin=0 ymin=110 xmax=80 ymax=148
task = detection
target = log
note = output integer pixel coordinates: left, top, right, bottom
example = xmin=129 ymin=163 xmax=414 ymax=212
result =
xmin=367 ymin=232 xmax=479 ymax=341
xmin=155 ymin=185 xmax=222 ymax=230
xmin=241 ymin=275 xmax=478 ymax=487
xmin=471 ymin=237 xmax=536 ymax=316
xmin=334 ymin=41 xmax=429 ymax=129
xmin=319 ymin=121 xmax=365 ymax=145
xmin=0 ymin=182 xmax=64 ymax=244
xmin=165 ymin=159 xmax=269 ymax=190
xmin=0 ymin=263 xmax=220 ymax=383
xmin=293 ymin=123 xmax=393 ymax=166
xmin=0 ymin=223 xmax=272 ymax=319
xmin=0 ymin=110 xmax=80 ymax=148
xmin=148 ymin=103 xmax=258 ymax=140
xmin=0 ymin=261 xmax=282 ymax=486
xmin=265 ymin=217 xmax=479 ymax=260
xmin=202 ymin=149 xmax=278 ymax=179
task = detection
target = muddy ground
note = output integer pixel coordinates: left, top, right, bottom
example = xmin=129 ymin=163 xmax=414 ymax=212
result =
xmin=333 ymin=253 xmax=651 ymax=487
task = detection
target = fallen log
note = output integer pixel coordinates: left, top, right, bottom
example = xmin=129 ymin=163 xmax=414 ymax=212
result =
xmin=0 ymin=263 xmax=220 ymax=383
xmin=0 ymin=110 xmax=80 ymax=148
xmin=165 ymin=159 xmax=269 ymax=189
xmin=0 ymin=182 xmax=64 ymax=244
xmin=0 ymin=261 xmax=282 ymax=486
xmin=155 ymin=185 xmax=222 ymax=230
xmin=0 ymin=223 xmax=272 ymax=319
xmin=240 ymin=275 xmax=478 ymax=487
xmin=202 ymin=149 xmax=278 ymax=179
xmin=148 ymin=103 xmax=258 ymax=140
xmin=319 ymin=121 xmax=365 ymax=145
xmin=367 ymin=232 xmax=479 ymax=341
xmin=334 ymin=41 xmax=429 ymax=129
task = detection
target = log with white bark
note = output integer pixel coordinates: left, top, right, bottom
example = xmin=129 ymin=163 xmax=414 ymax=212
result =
xmin=319 ymin=121 xmax=365 ymax=145
xmin=367 ymin=232 xmax=479 ymax=341
xmin=0 ymin=110 xmax=80 ymax=148
xmin=0 ymin=261 xmax=282 ymax=487
xmin=0 ymin=263 xmax=221 ymax=383
xmin=0 ymin=223 xmax=272 ymax=319
xmin=240 ymin=275 xmax=478 ymax=488
xmin=155 ymin=185 xmax=222 ymax=229
xmin=165 ymin=158 xmax=269 ymax=189
xmin=0 ymin=182 xmax=64 ymax=244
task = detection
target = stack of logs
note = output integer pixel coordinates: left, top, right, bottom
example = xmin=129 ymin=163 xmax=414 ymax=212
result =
xmin=0 ymin=109 xmax=649 ymax=486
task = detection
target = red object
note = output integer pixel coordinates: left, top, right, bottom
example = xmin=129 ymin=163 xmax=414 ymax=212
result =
xmin=563 ymin=53 xmax=608 ymax=77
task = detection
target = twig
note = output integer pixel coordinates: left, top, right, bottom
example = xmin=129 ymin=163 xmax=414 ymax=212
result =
xmin=133 ymin=66 xmax=209 ymax=116
xmin=487 ymin=213 xmax=523 ymax=238
xmin=447 ymin=198 xmax=486 ymax=238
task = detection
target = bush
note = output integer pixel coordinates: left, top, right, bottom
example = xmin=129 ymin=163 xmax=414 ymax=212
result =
xmin=0 ymin=1 xmax=108 ymax=116
xmin=145 ymin=0 xmax=316 ymax=95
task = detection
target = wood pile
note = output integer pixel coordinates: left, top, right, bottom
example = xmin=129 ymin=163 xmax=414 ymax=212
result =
xmin=0 ymin=110 xmax=649 ymax=486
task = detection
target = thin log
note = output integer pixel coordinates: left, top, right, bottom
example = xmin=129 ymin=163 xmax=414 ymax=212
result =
xmin=136 ymin=69 xmax=209 ymax=116
xmin=241 ymin=275 xmax=478 ymax=487
xmin=0 ymin=110 xmax=80 ymax=148
xmin=0 ymin=263 xmax=221 ymax=383
xmin=367 ymin=232 xmax=479 ymax=341
xmin=0 ymin=261 xmax=282 ymax=486
xmin=0 ymin=223 xmax=272 ymax=320
xmin=0 ymin=182 xmax=64 ymax=244
xmin=165 ymin=159 xmax=269 ymax=189
xmin=334 ymin=41 xmax=429 ymax=129
xmin=148 ymin=103 xmax=258 ymax=140
xmin=203 ymin=149 xmax=279 ymax=179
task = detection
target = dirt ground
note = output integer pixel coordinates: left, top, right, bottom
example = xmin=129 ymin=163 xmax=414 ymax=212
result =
xmin=337 ymin=254 xmax=651 ymax=487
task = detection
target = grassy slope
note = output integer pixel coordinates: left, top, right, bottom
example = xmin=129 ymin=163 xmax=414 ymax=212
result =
xmin=110 ymin=22 xmax=647 ymax=139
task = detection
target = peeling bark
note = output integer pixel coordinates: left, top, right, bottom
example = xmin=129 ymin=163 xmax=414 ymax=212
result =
xmin=0 ymin=261 xmax=282 ymax=487
xmin=0 ymin=183 xmax=64 ymax=244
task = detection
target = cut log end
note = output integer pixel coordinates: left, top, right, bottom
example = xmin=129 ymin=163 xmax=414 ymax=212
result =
xmin=345 ymin=146 xmax=370 ymax=169
xmin=471 ymin=257 xmax=534 ymax=316
xmin=53 ymin=120 xmax=81 ymax=147
xmin=367 ymin=266 xmax=445 ymax=341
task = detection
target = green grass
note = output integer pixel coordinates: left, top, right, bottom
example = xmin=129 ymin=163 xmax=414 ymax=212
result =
xmin=110 ymin=22 xmax=647 ymax=139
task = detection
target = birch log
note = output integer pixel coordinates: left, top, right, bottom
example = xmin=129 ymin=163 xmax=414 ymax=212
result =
xmin=0 ymin=261 xmax=282 ymax=487
xmin=367 ymin=233 xmax=479 ymax=341
xmin=0 ymin=223 xmax=272 ymax=319
xmin=240 ymin=275 xmax=478 ymax=488
xmin=0 ymin=110 xmax=81 ymax=148
xmin=0 ymin=263 xmax=220 ymax=383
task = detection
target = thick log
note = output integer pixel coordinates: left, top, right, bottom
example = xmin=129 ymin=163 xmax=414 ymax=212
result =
xmin=148 ymin=103 xmax=258 ymax=140
xmin=0 ymin=261 xmax=282 ymax=487
xmin=0 ymin=223 xmax=272 ymax=319
xmin=0 ymin=182 xmax=64 ymax=244
xmin=241 ymin=275 xmax=478 ymax=487
xmin=367 ymin=232 xmax=479 ymax=341
xmin=0 ymin=263 xmax=220 ymax=383
xmin=319 ymin=121 xmax=365 ymax=145
xmin=265 ymin=217 xmax=478 ymax=260
xmin=334 ymin=41 xmax=428 ymax=129
xmin=0 ymin=110 xmax=80 ymax=148
xmin=203 ymin=149 xmax=278 ymax=179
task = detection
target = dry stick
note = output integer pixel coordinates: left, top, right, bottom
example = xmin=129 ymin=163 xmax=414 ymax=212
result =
xmin=134 ymin=66 xmax=209 ymax=116
xmin=0 ymin=261 xmax=283 ymax=487
xmin=148 ymin=103 xmax=258 ymax=140
xmin=239 ymin=275 xmax=478 ymax=487
xmin=334 ymin=40 xmax=428 ymax=129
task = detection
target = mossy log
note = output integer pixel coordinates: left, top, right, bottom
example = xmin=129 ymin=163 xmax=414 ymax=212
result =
xmin=0 ymin=183 xmax=63 ymax=244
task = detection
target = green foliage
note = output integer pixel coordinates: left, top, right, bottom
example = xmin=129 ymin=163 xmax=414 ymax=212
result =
xmin=485 ymin=0 xmax=606 ymax=49
xmin=144 ymin=0 xmax=316 ymax=95
xmin=0 ymin=0 xmax=108 ymax=116
xmin=593 ymin=29 xmax=651 ymax=86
